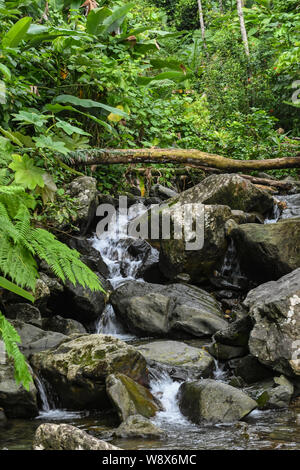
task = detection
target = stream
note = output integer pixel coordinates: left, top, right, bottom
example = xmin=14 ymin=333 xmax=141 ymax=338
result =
xmin=1 ymin=199 xmax=300 ymax=450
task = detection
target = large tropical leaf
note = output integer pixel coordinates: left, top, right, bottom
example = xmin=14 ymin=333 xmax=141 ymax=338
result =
xmin=52 ymin=94 xmax=128 ymax=117
xmin=86 ymin=7 xmax=112 ymax=35
xmin=2 ymin=17 xmax=32 ymax=49
xmin=0 ymin=276 xmax=34 ymax=302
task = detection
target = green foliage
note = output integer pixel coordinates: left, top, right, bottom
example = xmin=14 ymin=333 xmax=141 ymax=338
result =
xmin=0 ymin=311 xmax=32 ymax=390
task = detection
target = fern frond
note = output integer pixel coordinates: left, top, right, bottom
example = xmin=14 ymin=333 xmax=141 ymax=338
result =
xmin=0 ymin=311 xmax=32 ymax=391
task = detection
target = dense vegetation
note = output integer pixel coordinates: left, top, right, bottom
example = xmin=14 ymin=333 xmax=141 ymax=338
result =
xmin=0 ymin=0 xmax=299 ymax=387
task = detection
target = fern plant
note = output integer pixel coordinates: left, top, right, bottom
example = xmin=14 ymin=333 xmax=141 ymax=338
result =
xmin=0 ymin=143 xmax=104 ymax=390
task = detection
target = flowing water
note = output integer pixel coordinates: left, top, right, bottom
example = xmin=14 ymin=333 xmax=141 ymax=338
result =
xmin=1 ymin=199 xmax=300 ymax=450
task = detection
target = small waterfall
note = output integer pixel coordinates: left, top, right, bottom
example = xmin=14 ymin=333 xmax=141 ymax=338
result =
xmin=35 ymin=375 xmax=51 ymax=412
xmin=150 ymin=371 xmax=189 ymax=427
xmin=220 ymin=239 xmax=241 ymax=279
xmin=213 ymin=359 xmax=228 ymax=382
xmin=35 ymin=375 xmax=86 ymax=420
xmin=264 ymin=202 xmax=281 ymax=224
xmin=92 ymin=202 xmax=158 ymax=338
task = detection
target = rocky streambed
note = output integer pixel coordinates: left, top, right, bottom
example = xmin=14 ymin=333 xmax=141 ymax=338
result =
xmin=0 ymin=173 xmax=299 ymax=450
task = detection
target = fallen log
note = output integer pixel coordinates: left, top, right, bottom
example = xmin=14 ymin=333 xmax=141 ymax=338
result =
xmin=70 ymin=148 xmax=300 ymax=171
xmin=239 ymin=174 xmax=293 ymax=190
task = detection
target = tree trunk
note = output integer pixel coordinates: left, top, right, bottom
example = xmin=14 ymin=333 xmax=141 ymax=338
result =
xmin=70 ymin=148 xmax=300 ymax=171
xmin=197 ymin=0 xmax=207 ymax=49
xmin=237 ymin=0 xmax=250 ymax=57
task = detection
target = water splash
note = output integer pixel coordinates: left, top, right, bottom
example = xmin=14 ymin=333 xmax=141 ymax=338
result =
xmin=150 ymin=371 xmax=190 ymax=428
xmin=92 ymin=203 xmax=158 ymax=339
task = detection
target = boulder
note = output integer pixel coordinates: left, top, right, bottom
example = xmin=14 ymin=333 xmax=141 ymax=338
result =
xmin=11 ymin=321 xmax=67 ymax=357
xmin=67 ymin=237 xmax=109 ymax=278
xmin=63 ymin=274 xmax=110 ymax=324
xmin=106 ymin=373 xmax=160 ymax=421
xmin=30 ymin=334 xmax=149 ymax=410
xmin=157 ymin=204 xmax=232 ymax=282
xmin=111 ymin=281 xmax=227 ymax=338
xmin=213 ymin=316 xmax=253 ymax=347
xmin=67 ymin=176 xmax=98 ymax=235
xmin=208 ymin=342 xmax=247 ymax=361
xmin=178 ymin=379 xmax=257 ymax=424
xmin=149 ymin=184 xmax=178 ymax=200
xmin=114 ymin=415 xmax=165 ymax=439
xmin=5 ymin=303 xmax=42 ymax=327
xmin=244 ymin=268 xmax=300 ymax=377
xmin=278 ymin=194 xmax=300 ymax=220
xmin=169 ymin=174 xmax=273 ymax=214
xmin=42 ymin=316 xmax=86 ymax=336
xmin=231 ymin=219 xmax=300 ymax=282
xmin=137 ymin=341 xmax=214 ymax=380
xmin=228 ymin=355 xmax=274 ymax=384
xmin=34 ymin=273 xmax=64 ymax=315
xmin=33 ymin=423 xmax=121 ymax=450
xmin=0 ymin=407 xmax=7 ymax=427
xmin=0 ymin=359 xmax=38 ymax=418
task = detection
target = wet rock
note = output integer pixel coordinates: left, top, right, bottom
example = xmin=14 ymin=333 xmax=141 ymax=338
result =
xmin=244 ymin=268 xmax=300 ymax=377
xmin=30 ymin=334 xmax=149 ymax=410
xmin=106 ymin=373 xmax=160 ymax=421
xmin=157 ymin=204 xmax=232 ymax=283
xmin=68 ymin=237 xmax=109 ymax=277
xmin=208 ymin=342 xmax=247 ymax=361
xmin=267 ymin=376 xmax=294 ymax=409
xmin=114 ymin=414 xmax=165 ymax=439
xmin=228 ymin=355 xmax=274 ymax=384
xmin=149 ymin=184 xmax=178 ymax=200
xmin=111 ymin=281 xmax=227 ymax=338
xmin=171 ymin=174 xmax=273 ymax=213
xmin=213 ymin=316 xmax=253 ymax=347
xmin=11 ymin=321 xmax=66 ymax=357
xmin=0 ymin=358 xmax=38 ymax=418
xmin=35 ymin=273 xmax=64 ymax=314
xmin=231 ymin=219 xmax=300 ymax=282
xmin=178 ymin=379 xmax=257 ymax=424
xmin=137 ymin=341 xmax=214 ymax=380
xmin=33 ymin=423 xmax=121 ymax=450
xmin=42 ymin=316 xmax=86 ymax=335
xmin=63 ymin=274 xmax=109 ymax=324
xmin=67 ymin=176 xmax=98 ymax=235
xmin=0 ymin=407 xmax=7 ymax=427
xmin=5 ymin=303 xmax=42 ymax=327
xmin=278 ymin=194 xmax=300 ymax=220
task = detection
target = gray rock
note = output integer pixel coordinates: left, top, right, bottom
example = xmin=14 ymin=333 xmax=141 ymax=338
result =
xmin=157 ymin=204 xmax=232 ymax=283
xmin=228 ymin=355 xmax=274 ymax=384
xmin=0 ymin=359 xmax=38 ymax=418
xmin=30 ymin=334 xmax=149 ymax=410
xmin=33 ymin=423 xmax=121 ymax=450
xmin=278 ymin=194 xmax=300 ymax=220
xmin=42 ymin=316 xmax=86 ymax=335
xmin=67 ymin=176 xmax=98 ymax=235
xmin=137 ymin=340 xmax=214 ymax=380
xmin=213 ymin=316 xmax=252 ymax=347
xmin=149 ymin=184 xmax=178 ymax=200
xmin=0 ymin=407 xmax=7 ymax=427
xmin=11 ymin=321 xmax=67 ymax=357
xmin=208 ymin=342 xmax=247 ymax=361
xmin=244 ymin=268 xmax=300 ymax=377
xmin=111 ymin=281 xmax=227 ymax=338
xmin=5 ymin=303 xmax=42 ymax=327
xmin=114 ymin=415 xmax=165 ymax=439
xmin=64 ymin=274 xmax=109 ymax=324
xmin=106 ymin=373 xmax=160 ymax=421
xmin=231 ymin=219 xmax=300 ymax=282
xmin=171 ymin=174 xmax=273 ymax=214
xmin=178 ymin=379 xmax=257 ymax=424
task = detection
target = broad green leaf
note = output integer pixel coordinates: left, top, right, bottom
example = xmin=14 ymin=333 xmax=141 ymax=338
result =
xmin=0 ymin=126 xmax=23 ymax=147
xmin=38 ymin=173 xmax=58 ymax=204
xmin=33 ymin=135 xmax=70 ymax=156
xmin=52 ymin=94 xmax=128 ymax=117
xmin=0 ymin=276 xmax=34 ymax=302
xmin=102 ymin=3 xmax=134 ymax=33
xmin=9 ymin=154 xmax=45 ymax=190
xmin=0 ymin=63 xmax=11 ymax=80
xmin=12 ymin=111 xmax=50 ymax=127
xmin=86 ymin=7 xmax=112 ymax=35
xmin=55 ymin=120 xmax=91 ymax=136
xmin=2 ymin=17 xmax=32 ymax=49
